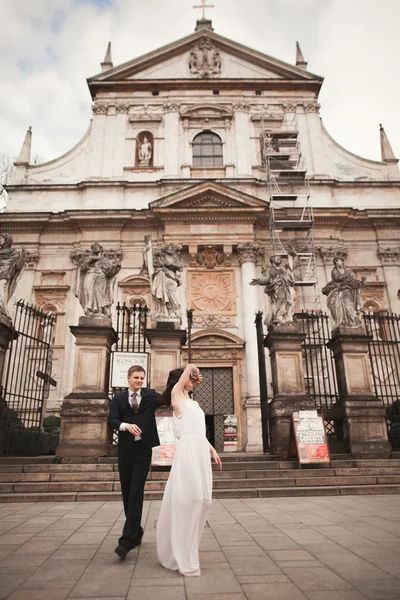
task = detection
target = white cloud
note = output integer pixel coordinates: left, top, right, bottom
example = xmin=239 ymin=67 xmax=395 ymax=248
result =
xmin=0 ymin=0 xmax=399 ymax=162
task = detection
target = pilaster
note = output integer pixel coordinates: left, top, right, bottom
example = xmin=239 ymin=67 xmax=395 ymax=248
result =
xmin=265 ymin=324 xmax=314 ymax=455
xmin=328 ymin=326 xmax=391 ymax=457
xmin=56 ymin=317 xmax=117 ymax=458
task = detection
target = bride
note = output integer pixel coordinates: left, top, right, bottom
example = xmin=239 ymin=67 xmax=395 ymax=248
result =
xmin=156 ymin=363 xmax=222 ymax=576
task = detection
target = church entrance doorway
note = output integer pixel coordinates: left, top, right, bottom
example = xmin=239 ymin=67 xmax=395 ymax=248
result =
xmin=193 ymin=367 xmax=234 ymax=452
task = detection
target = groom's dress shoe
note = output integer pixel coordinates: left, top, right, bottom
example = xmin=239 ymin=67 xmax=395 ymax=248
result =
xmin=115 ymin=545 xmax=128 ymax=559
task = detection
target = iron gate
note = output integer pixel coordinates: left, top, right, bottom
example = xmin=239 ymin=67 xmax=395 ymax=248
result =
xmin=193 ymin=367 xmax=234 ymax=452
xmin=364 ymin=312 xmax=400 ymax=450
xmin=110 ymin=302 xmax=148 ymax=445
xmin=0 ymin=300 xmax=55 ymax=456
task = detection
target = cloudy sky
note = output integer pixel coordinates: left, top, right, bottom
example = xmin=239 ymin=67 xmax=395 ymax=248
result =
xmin=1 ymin=0 xmax=399 ymax=163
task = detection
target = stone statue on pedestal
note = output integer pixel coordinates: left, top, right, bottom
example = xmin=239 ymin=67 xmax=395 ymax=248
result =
xmin=72 ymin=243 xmax=121 ymax=318
xmin=138 ymin=136 xmax=152 ymax=166
xmin=251 ymin=248 xmax=298 ymax=325
xmin=322 ymin=255 xmax=366 ymax=328
xmin=0 ymin=233 xmax=26 ymax=319
xmin=143 ymin=238 xmax=183 ymax=322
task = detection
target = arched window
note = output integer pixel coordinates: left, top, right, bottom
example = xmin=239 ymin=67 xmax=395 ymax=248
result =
xmin=193 ymin=131 xmax=223 ymax=167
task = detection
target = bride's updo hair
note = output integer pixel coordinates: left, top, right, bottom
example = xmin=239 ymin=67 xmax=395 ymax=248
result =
xmin=159 ymin=368 xmax=184 ymax=406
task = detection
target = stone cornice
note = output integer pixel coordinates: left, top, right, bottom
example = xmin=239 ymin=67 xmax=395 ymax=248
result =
xmin=89 ymin=80 xmax=322 ymax=97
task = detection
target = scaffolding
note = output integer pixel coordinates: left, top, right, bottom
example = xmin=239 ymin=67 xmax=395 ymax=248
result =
xmin=260 ymin=113 xmax=319 ymax=310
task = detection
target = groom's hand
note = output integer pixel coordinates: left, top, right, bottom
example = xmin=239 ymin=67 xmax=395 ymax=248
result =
xmin=125 ymin=424 xmax=142 ymax=436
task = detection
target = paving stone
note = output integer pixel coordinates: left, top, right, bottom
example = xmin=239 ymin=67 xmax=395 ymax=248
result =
xmin=184 ymin=569 xmax=242 ymax=594
xmin=51 ymin=544 xmax=99 ymax=560
xmin=226 ymin=555 xmax=282 ymax=575
xmin=0 ymin=553 xmax=48 ymax=567
xmin=20 ymin=560 xmax=89 ymax=589
xmin=352 ymin=578 xmax=400 ymax=598
xmin=281 ymin=566 xmax=353 ymax=591
xmin=69 ymin=566 xmax=134 ymax=597
xmin=127 ymin=586 xmax=185 ymax=600
xmin=14 ymin=538 xmax=64 ymax=555
xmin=241 ymin=582 xmax=308 ymax=599
xmin=7 ymin=590 xmax=70 ymax=600
xmin=306 ymin=593 xmax=368 ymax=600
xmin=0 ymin=569 xmax=42 ymax=599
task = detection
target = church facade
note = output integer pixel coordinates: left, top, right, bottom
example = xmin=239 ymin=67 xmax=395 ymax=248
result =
xmin=3 ymin=19 xmax=400 ymax=453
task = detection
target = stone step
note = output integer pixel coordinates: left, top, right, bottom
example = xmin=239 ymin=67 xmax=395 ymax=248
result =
xmin=1 ymin=482 xmax=400 ymax=504
xmin=3 ymin=465 xmax=400 ymax=484
xmin=3 ymin=472 xmax=400 ymax=496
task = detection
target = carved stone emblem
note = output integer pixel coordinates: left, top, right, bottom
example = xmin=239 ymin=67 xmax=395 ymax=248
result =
xmin=189 ymin=271 xmax=235 ymax=314
xmin=197 ymin=246 xmax=224 ymax=269
xmin=189 ymin=38 xmax=221 ymax=79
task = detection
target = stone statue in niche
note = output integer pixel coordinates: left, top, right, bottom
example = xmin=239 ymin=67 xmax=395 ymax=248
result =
xmin=250 ymin=247 xmax=298 ymax=326
xmin=143 ymin=238 xmax=183 ymax=322
xmin=72 ymin=243 xmax=121 ymax=318
xmin=189 ymin=37 xmax=221 ymax=78
xmin=136 ymin=132 xmax=153 ymax=167
xmin=0 ymin=233 xmax=27 ymax=319
xmin=322 ymin=255 xmax=366 ymax=329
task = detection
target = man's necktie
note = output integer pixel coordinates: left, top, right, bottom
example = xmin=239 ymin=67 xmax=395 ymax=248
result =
xmin=130 ymin=392 xmax=138 ymax=412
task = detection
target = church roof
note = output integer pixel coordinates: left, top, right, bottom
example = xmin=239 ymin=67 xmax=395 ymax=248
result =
xmin=87 ymin=25 xmax=323 ymax=98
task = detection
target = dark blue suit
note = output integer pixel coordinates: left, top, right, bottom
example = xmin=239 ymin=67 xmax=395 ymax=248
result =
xmin=109 ymin=388 xmax=161 ymax=549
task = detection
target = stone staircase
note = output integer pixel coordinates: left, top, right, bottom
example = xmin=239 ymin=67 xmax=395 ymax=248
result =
xmin=1 ymin=454 xmax=400 ymax=502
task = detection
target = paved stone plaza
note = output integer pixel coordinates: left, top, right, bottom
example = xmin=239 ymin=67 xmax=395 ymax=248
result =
xmin=0 ymin=496 xmax=400 ymax=599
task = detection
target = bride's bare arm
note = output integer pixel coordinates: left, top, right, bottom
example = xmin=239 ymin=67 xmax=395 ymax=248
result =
xmin=171 ymin=363 xmax=200 ymax=415
xmin=209 ymin=443 xmax=222 ymax=471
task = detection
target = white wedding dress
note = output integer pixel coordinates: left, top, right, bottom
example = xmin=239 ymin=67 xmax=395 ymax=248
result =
xmin=156 ymin=398 xmax=212 ymax=576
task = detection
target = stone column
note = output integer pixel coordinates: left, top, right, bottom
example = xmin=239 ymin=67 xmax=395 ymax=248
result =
xmin=265 ymin=324 xmax=315 ymax=455
xmin=164 ymin=104 xmax=180 ymax=177
xmin=238 ymin=243 xmax=264 ymax=451
xmin=328 ymin=326 xmax=391 ymax=457
xmin=146 ymin=328 xmax=187 ymax=391
xmin=234 ymin=104 xmax=252 ymax=176
xmin=378 ymin=248 xmax=400 ymax=313
xmin=56 ymin=316 xmax=117 ymax=458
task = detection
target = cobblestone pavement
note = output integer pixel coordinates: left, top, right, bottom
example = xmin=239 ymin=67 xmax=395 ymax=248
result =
xmin=1 ymin=496 xmax=400 ymax=599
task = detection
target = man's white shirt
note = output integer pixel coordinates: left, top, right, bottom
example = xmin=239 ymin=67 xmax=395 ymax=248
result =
xmin=119 ymin=390 xmax=142 ymax=441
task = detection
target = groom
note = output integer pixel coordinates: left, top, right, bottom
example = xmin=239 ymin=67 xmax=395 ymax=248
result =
xmin=109 ymin=364 xmax=163 ymax=559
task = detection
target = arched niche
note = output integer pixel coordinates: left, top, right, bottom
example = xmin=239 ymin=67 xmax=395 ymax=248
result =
xmin=118 ymin=274 xmax=151 ymax=309
xmin=135 ymin=131 xmax=154 ymax=167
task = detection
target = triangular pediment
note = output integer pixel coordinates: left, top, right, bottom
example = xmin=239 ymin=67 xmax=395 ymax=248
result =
xmin=149 ymin=182 xmax=268 ymax=211
xmin=88 ymin=29 xmax=322 ymax=89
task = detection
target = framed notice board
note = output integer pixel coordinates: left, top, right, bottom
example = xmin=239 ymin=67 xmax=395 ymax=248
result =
xmin=288 ymin=410 xmax=330 ymax=465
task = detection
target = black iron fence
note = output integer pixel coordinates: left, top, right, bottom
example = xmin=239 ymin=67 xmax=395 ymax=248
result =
xmin=0 ymin=300 xmax=56 ymax=456
xmin=114 ymin=302 xmax=148 ymax=353
xmin=364 ymin=312 xmax=400 ymax=450
xmin=109 ymin=302 xmax=149 ymax=446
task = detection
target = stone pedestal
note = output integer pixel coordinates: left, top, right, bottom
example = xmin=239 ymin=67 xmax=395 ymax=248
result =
xmin=328 ymin=326 xmax=391 ymax=457
xmin=265 ymin=324 xmax=314 ymax=455
xmin=146 ymin=327 xmax=187 ymax=391
xmin=0 ymin=314 xmax=13 ymax=385
xmin=56 ymin=316 xmax=117 ymax=458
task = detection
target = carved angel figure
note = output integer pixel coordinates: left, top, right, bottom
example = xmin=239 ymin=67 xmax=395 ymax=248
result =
xmin=0 ymin=233 xmax=26 ymax=319
xmin=73 ymin=243 xmax=121 ymax=318
xmin=143 ymin=239 xmax=183 ymax=321
xmin=251 ymin=248 xmax=298 ymax=325
xmin=322 ymin=256 xmax=366 ymax=328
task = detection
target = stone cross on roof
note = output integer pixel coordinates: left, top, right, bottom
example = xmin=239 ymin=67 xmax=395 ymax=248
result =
xmin=193 ymin=0 xmax=214 ymax=20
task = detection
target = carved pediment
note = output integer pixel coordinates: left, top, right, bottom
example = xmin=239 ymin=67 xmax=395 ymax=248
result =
xmin=150 ymin=182 xmax=268 ymax=212
xmin=177 ymin=195 xmax=244 ymax=209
